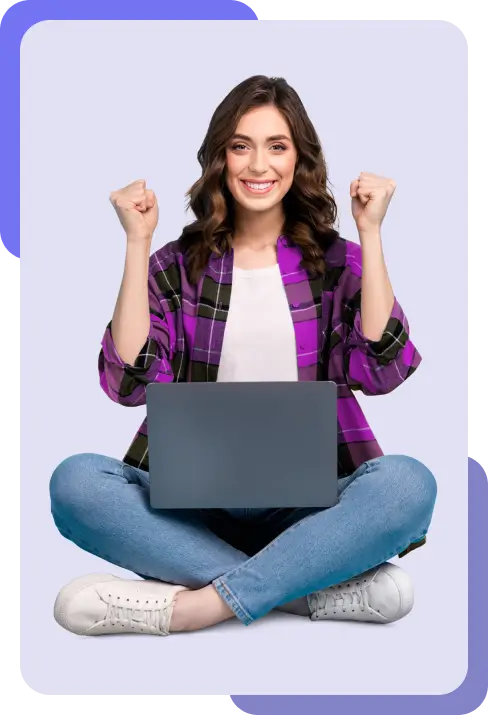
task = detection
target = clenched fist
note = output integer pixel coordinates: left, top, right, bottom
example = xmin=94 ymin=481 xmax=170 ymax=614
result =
xmin=350 ymin=172 xmax=396 ymax=234
xmin=109 ymin=179 xmax=159 ymax=243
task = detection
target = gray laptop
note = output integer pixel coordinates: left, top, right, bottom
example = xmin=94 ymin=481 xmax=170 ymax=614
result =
xmin=146 ymin=381 xmax=338 ymax=509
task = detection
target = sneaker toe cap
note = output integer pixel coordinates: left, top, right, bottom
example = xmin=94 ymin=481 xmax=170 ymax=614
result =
xmin=54 ymin=585 xmax=107 ymax=635
xmin=368 ymin=564 xmax=414 ymax=621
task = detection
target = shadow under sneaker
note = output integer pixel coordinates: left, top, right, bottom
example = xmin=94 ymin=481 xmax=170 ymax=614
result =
xmin=54 ymin=573 xmax=187 ymax=636
xmin=308 ymin=562 xmax=414 ymax=624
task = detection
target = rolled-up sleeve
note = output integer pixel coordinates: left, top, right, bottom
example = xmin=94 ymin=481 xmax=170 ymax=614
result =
xmin=98 ymin=270 xmax=174 ymax=406
xmin=330 ymin=247 xmax=421 ymax=396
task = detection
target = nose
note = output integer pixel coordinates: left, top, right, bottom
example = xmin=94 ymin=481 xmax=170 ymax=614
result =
xmin=248 ymin=148 xmax=269 ymax=175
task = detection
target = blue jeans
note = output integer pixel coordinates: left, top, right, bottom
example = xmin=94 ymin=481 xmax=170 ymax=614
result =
xmin=49 ymin=453 xmax=437 ymax=625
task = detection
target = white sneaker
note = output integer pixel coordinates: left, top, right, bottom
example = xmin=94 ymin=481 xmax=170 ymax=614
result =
xmin=53 ymin=574 xmax=187 ymax=636
xmin=308 ymin=562 xmax=414 ymax=624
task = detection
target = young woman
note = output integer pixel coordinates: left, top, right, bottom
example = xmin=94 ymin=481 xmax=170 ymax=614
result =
xmin=50 ymin=75 xmax=437 ymax=637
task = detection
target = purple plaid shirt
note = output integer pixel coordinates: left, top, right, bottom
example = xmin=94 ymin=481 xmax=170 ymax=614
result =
xmin=99 ymin=234 xmax=421 ymax=480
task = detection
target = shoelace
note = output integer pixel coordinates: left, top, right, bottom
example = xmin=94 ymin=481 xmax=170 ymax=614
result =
xmin=314 ymin=580 xmax=369 ymax=616
xmin=102 ymin=595 xmax=171 ymax=633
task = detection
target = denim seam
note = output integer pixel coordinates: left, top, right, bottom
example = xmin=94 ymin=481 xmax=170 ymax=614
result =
xmin=213 ymin=578 xmax=253 ymax=625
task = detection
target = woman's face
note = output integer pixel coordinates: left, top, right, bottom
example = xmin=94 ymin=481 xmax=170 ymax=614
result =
xmin=225 ymin=105 xmax=297 ymax=213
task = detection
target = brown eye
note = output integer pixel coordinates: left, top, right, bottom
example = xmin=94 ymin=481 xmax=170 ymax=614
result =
xmin=231 ymin=143 xmax=247 ymax=151
xmin=270 ymin=144 xmax=286 ymax=152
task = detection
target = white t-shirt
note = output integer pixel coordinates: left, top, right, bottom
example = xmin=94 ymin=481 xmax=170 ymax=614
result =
xmin=217 ymin=263 xmax=299 ymax=382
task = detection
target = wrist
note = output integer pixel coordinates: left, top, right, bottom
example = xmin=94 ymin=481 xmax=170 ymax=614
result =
xmin=125 ymin=238 xmax=152 ymax=268
xmin=357 ymin=226 xmax=382 ymax=243
xmin=126 ymin=234 xmax=152 ymax=253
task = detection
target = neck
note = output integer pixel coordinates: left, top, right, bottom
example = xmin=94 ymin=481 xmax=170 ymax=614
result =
xmin=232 ymin=202 xmax=285 ymax=250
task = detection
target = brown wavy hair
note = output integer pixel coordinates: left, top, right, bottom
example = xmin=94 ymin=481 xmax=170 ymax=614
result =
xmin=179 ymin=75 xmax=340 ymax=284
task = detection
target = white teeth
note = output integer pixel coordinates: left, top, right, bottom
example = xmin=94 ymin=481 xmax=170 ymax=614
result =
xmin=244 ymin=181 xmax=273 ymax=190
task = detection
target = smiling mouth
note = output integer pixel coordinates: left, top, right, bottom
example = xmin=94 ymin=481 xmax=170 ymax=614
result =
xmin=240 ymin=180 xmax=277 ymax=194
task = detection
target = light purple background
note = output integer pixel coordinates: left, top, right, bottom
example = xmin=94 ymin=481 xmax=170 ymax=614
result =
xmin=20 ymin=21 xmax=467 ymax=694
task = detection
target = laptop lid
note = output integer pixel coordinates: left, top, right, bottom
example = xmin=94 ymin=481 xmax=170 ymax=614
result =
xmin=146 ymin=381 xmax=338 ymax=509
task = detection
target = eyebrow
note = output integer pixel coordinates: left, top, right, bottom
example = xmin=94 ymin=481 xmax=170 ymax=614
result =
xmin=231 ymin=133 xmax=292 ymax=143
